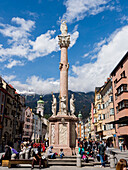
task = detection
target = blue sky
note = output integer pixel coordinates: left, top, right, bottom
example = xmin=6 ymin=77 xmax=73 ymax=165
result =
xmin=0 ymin=0 xmax=128 ymax=94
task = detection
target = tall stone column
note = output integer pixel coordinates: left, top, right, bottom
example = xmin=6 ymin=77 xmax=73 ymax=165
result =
xmin=58 ymin=22 xmax=70 ymax=113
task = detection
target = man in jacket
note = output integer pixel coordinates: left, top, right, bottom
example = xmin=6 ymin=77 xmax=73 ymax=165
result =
xmin=98 ymin=141 xmax=105 ymax=167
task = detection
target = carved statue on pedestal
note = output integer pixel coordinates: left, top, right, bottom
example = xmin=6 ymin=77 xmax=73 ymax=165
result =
xmin=61 ymin=96 xmax=67 ymax=114
xmin=52 ymin=95 xmax=57 ymax=116
xmin=70 ymin=94 xmax=75 ymax=115
xmin=60 ymin=20 xmax=68 ymax=36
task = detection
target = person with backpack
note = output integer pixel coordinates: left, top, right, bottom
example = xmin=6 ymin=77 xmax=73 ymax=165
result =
xmin=98 ymin=141 xmax=106 ymax=167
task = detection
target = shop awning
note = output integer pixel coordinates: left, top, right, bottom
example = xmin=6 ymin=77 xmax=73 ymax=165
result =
xmin=103 ymin=135 xmax=113 ymax=139
xmin=106 ymin=116 xmax=128 ymax=125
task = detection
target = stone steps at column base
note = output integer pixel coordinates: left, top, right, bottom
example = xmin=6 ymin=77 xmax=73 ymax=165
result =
xmin=48 ymin=161 xmax=110 ymax=166
xmin=48 ymin=158 xmax=94 ymax=162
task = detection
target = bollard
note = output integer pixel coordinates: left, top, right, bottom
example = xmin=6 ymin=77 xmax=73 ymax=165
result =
xmin=110 ymin=154 xmax=116 ymax=168
xmin=11 ymin=154 xmax=16 ymax=160
xmin=25 ymin=150 xmax=29 ymax=159
xmin=77 ymin=154 xmax=81 ymax=167
xmin=19 ymin=152 xmax=24 ymax=159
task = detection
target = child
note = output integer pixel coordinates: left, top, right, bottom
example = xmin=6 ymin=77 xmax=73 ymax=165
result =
xmin=59 ymin=149 xmax=64 ymax=158
xmin=82 ymin=153 xmax=88 ymax=163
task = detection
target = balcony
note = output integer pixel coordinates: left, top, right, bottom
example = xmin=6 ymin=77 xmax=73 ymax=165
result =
xmin=116 ymin=77 xmax=127 ymax=89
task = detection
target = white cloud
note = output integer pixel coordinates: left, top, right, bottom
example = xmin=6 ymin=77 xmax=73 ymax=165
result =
xmin=3 ymin=25 xmax=128 ymax=94
xmin=82 ymin=53 xmax=89 ymax=58
xmin=3 ymin=75 xmax=16 ymax=82
xmin=62 ymin=0 xmax=115 ymax=23
xmin=4 ymin=75 xmax=60 ymax=95
xmin=68 ymin=25 xmax=128 ymax=92
xmin=5 ymin=60 xmax=24 ymax=68
xmin=120 ymin=15 xmax=128 ymax=24
xmin=70 ymin=31 xmax=79 ymax=48
xmin=0 ymin=17 xmax=79 ymax=64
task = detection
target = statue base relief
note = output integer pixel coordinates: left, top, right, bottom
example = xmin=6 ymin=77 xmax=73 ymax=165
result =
xmin=49 ymin=113 xmax=78 ymax=156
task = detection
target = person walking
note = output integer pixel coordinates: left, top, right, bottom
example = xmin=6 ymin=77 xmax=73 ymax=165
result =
xmin=98 ymin=141 xmax=106 ymax=168
xmin=119 ymin=141 xmax=123 ymax=152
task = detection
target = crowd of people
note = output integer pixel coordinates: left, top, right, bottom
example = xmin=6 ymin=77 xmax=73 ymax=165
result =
xmin=78 ymin=139 xmax=106 ymax=167
xmin=0 ymin=139 xmax=49 ymax=167
xmin=0 ymin=138 xmax=127 ymax=169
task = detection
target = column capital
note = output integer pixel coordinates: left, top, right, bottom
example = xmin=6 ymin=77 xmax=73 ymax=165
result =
xmin=58 ymin=35 xmax=70 ymax=48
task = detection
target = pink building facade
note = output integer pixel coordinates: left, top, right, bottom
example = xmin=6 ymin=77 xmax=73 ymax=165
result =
xmin=111 ymin=52 xmax=128 ymax=149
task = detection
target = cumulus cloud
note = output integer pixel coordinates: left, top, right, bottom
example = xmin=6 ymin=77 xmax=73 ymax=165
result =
xmin=68 ymin=25 xmax=128 ymax=92
xmin=3 ymin=75 xmax=60 ymax=95
xmin=5 ymin=60 xmax=24 ymax=68
xmin=62 ymin=0 xmax=115 ymax=23
xmin=3 ymin=75 xmax=16 ymax=82
xmin=3 ymin=25 xmax=128 ymax=94
xmin=0 ymin=17 xmax=79 ymax=64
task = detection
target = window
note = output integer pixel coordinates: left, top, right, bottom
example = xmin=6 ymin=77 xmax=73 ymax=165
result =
xmin=121 ymin=71 xmax=126 ymax=78
xmin=117 ymin=84 xmax=127 ymax=95
xmin=114 ymin=79 xmax=117 ymax=87
xmin=110 ymin=108 xmax=114 ymax=115
xmin=93 ymin=109 xmax=96 ymax=114
xmin=102 ymin=125 xmax=106 ymax=130
xmin=97 ymin=94 xmax=100 ymax=100
xmin=98 ymin=114 xmax=101 ymax=120
xmin=111 ymin=124 xmax=115 ymax=129
xmin=26 ymin=132 xmax=29 ymax=136
xmin=26 ymin=125 xmax=30 ymax=129
xmin=102 ymin=114 xmax=105 ymax=120
xmin=118 ymin=100 xmax=128 ymax=110
xmin=26 ymin=118 xmax=30 ymax=122
xmin=98 ymin=104 xmax=101 ymax=110
xmin=101 ymin=104 xmax=104 ymax=109
xmin=94 ymin=118 xmax=97 ymax=123
xmin=109 ymin=96 xmax=113 ymax=103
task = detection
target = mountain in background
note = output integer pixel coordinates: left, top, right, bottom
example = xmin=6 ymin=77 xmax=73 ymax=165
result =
xmin=24 ymin=90 xmax=94 ymax=119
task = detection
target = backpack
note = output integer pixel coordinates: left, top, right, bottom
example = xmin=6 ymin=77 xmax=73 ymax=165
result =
xmin=99 ymin=144 xmax=105 ymax=155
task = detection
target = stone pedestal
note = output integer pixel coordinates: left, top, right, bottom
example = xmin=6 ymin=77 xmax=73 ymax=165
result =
xmin=49 ymin=114 xmax=78 ymax=156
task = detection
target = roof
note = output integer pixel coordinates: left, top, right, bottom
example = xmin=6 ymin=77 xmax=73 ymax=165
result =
xmin=95 ymin=87 xmax=101 ymax=92
xmin=9 ymin=84 xmax=14 ymax=89
xmin=100 ymin=78 xmax=112 ymax=96
xmin=15 ymin=91 xmax=18 ymax=95
xmin=111 ymin=52 xmax=128 ymax=76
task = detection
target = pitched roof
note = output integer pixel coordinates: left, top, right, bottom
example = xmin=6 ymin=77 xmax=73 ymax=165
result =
xmin=111 ymin=51 xmax=128 ymax=76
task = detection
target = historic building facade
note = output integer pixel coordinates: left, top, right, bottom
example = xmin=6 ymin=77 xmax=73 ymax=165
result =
xmin=111 ymin=52 xmax=128 ymax=149
xmin=101 ymin=79 xmax=116 ymax=146
xmin=0 ymin=76 xmax=25 ymax=151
